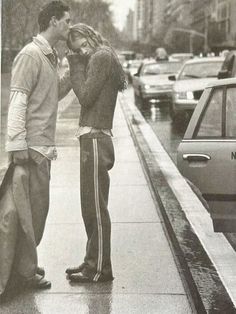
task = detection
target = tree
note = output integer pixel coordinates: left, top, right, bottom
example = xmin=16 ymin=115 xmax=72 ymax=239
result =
xmin=1 ymin=0 xmax=122 ymax=71
xmin=69 ymin=0 xmax=120 ymax=45
xmin=2 ymin=0 xmax=48 ymax=71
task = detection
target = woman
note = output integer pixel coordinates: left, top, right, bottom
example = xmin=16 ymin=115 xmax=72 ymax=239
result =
xmin=65 ymin=23 xmax=126 ymax=283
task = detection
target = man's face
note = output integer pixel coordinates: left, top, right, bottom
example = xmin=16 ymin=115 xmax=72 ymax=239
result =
xmin=55 ymin=11 xmax=71 ymax=40
xmin=69 ymin=36 xmax=93 ymax=57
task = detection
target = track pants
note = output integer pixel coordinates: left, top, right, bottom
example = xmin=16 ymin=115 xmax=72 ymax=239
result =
xmin=80 ymin=133 xmax=115 ymax=281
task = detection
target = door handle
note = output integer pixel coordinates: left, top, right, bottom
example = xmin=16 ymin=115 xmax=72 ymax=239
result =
xmin=183 ymin=154 xmax=211 ymax=162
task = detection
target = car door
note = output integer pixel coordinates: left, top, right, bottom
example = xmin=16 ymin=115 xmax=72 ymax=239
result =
xmin=177 ymin=84 xmax=236 ymax=232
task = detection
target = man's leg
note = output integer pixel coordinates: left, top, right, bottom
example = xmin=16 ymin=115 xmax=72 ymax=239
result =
xmin=28 ymin=150 xmax=51 ymax=246
xmin=12 ymin=164 xmax=37 ymax=279
xmin=12 ymin=164 xmax=51 ymax=289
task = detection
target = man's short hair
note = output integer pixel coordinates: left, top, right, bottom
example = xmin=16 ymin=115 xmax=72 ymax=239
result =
xmin=38 ymin=1 xmax=69 ymax=32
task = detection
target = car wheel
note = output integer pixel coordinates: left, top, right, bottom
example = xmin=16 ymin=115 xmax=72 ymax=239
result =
xmin=169 ymin=103 xmax=177 ymax=121
xmin=186 ymin=110 xmax=193 ymax=121
xmin=140 ymin=96 xmax=149 ymax=110
xmin=128 ymin=74 xmax=132 ymax=84
xmin=159 ymin=103 xmax=167 ymax=112
xmin=134 ymin=92 xmax=140 ymax=107
xmin=134 ymin=91 xmax=148 ymax=110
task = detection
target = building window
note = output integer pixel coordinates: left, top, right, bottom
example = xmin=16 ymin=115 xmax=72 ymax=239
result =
xmin=217 ymin=0 xmax=230 ymax=34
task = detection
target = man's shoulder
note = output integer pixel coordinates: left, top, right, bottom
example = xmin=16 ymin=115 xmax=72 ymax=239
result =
xmin=17 ymin=41 xmax=42 ymax=60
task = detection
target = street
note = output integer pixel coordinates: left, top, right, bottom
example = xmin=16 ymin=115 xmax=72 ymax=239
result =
xmin=124 ymin=86 xmax=188 ymax=164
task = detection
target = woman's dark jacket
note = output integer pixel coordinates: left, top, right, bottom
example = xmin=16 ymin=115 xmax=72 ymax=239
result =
xmin=68 ymin=46 xmax=120 ymax=129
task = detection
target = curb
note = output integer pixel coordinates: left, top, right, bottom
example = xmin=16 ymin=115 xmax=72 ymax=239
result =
xmin=119 ymin=94 xmax=236 ymax=314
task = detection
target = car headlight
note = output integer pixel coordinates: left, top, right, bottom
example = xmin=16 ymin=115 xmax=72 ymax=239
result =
xmin=143 ymin=84 xmax=151 ymax=90
xmin=186 ymin=91 xmax=194 ymax=100
xmin=174 ymin=91 xmax=194 ymax=100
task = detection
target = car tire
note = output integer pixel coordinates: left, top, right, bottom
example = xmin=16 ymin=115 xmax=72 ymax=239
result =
xmin=159 ymin=104 xmax=167 ymax=112
xmin=134 ymin=92 xmax=140 ymax=107
xmin=186 ymin=110 xmax=193 ymax=120
xmin=169 ymin=103 xmax=177 ymax=121
xmin=140 ymin=96 xmax=149 ymax=110
xmin=134 ymin=92 xmax=148 ymax=110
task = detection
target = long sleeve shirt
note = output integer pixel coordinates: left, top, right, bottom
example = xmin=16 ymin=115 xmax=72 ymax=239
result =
xmin=6 ymin=91 xmax=57 ymax=160
xmin=6 ymin=34 xmax=71 ymax=160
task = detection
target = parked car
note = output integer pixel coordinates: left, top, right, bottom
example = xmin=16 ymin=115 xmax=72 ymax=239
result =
xmin=132 ymin=59 xmax=182 ymax=109
xmin=117 ymin=50 xmax=136 ymax=62
xmin=177 ymin=78 xmax=236 ymax=232
xmin=218 ymin=50 xmax=236 ymax=79
xmin=169 ymin=57 xmax=224 ymax=121
xmin=124 ymin=59 xmax=143 ymax=83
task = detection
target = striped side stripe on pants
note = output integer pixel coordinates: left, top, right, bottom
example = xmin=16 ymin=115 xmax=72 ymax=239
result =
xmin=93 ymin=139 xmax=103 ymax=282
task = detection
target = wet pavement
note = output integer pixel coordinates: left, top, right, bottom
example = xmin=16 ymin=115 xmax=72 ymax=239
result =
xmin=120 ymin=89 xmax=236 ymax=312
xmin=0 ymin=91 xmax=193 ymax=313
xmin=125 ymin=86 xmax=236 ymax=254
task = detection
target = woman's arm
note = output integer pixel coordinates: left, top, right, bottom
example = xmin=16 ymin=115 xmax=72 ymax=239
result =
xmin=68 ymin=49 xmax=112 ymax=108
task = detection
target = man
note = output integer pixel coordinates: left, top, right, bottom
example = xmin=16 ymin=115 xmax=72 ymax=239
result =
xmin=3 ymin=1 xmax=71 ymax=291
xmin=65 ymin=23 xmax=126 ymax=283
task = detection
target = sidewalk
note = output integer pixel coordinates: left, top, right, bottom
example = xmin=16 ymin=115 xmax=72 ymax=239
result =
xmin=120 ymin=88 xmax=236 ymax=313
xmin=0 ymin=92 xmax=193 ymax=313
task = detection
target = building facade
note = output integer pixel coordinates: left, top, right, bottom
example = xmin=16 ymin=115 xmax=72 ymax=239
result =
xmin=165 ymin=0 xmax=192 ymax=26
xmin=133 ymin=0 xmax=166 ymax=43
xmin=191 ymin=0 xmax=236 ymax=53
xmin=132 ymin=0 xmax=236 ymax=53
xmin=124 ymin=9 xmax=135 ymax=41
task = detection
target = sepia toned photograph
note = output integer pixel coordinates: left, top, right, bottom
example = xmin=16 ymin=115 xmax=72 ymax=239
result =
xmin=0 ymin=0 xmax=236 ymax=313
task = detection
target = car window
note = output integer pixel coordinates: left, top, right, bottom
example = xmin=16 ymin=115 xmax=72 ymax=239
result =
xmin=179 ymin=61 xmax=223 ymax=79
xmin=226 ymin=87 xmax=236 ymax=137
xmin=141 ymin=62 xmax=182 ymax=76
xmin=196 ymin=88 xmax=223 ymax=138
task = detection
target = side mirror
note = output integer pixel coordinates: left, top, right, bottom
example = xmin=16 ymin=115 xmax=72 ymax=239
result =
xmin=168 ymin=75 xmax=176 ymax=81
xmin=218 ymin=70 xmax=230 ymax=79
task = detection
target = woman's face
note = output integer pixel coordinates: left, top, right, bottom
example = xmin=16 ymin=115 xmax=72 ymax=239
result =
xmin=69 ymin=34 xmax=93 ymax=57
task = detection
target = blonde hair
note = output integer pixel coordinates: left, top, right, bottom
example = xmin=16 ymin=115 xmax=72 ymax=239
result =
xmin=68 ymin=23 xmax=127 ymax=91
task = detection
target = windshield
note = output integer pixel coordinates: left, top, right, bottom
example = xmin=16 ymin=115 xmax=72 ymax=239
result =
xmin=178 ymin=61 xmax=223 ymax=79
xmin=129 ymin=61 xmax=142 ymax=69
xmin=141 ymin=62 xmax=182 ymax=76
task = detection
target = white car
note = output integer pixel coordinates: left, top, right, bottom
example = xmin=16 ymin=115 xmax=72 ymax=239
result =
xmin=124 ymin=59 xmax=142 ymax=83
xmin=177 ymin=78 xmax=236 ymax=232
xmin=169 ymin=57 xmax=224 ymax=121
xmin=132 ymin=60 xmax=182 ymax=109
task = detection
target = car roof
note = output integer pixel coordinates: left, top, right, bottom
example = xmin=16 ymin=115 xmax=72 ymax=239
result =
xmin=171 ymin=53 xmax=193 ymax=57
xmin=184 ymin=56 xmax=224 ymax=64
xmin=206 ymin=77 xmax=236 ymax=88
xmin=142 ymin=59 xmax=181 ymax=65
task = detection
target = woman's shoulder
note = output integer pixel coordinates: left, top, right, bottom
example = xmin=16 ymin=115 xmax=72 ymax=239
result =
xmin=92 ymin=46 xmax=113 ymax=60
